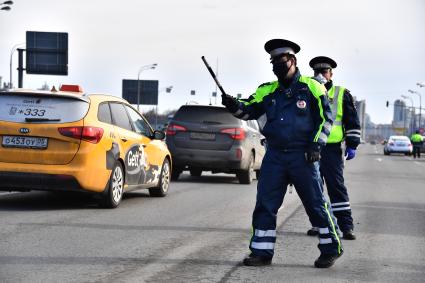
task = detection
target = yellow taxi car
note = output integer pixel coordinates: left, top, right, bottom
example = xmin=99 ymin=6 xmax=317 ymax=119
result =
xmin=0 ymin=85 xmax=172 ymax=208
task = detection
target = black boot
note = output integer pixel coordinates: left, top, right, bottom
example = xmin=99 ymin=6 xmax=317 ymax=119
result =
xmin=314 ymin=250 xmax=343 ymax=268
xmin=242 ymin=254 xmax=272 ymax=266
xmin=343 ymin=230 xmax=356 ymax=240
xmin=307 ymin=227 xmax=319 ymax=236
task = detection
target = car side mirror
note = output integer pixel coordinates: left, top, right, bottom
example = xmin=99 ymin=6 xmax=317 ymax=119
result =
xmin=153 ymin=130 xmax=166 ymax=140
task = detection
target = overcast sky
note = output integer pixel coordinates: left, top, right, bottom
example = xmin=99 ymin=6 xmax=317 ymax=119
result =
xmin=1 ymin=0 xmax=424 ymax=124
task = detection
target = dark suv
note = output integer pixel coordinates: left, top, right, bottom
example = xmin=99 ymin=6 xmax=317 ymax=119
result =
xmin=166 ymin=105 xmax=265 ymax=184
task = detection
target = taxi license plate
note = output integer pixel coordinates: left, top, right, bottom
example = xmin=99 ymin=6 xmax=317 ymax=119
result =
xmin=190 ymin=132 xmax=216 ymax=140
xmin=2 ymin=135 xmax=48 ymax=149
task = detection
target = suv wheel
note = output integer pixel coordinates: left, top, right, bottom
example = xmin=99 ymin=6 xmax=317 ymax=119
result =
xmin=237 ymin=154 xmax=254 ymax=184
xmin=149 ymin=159 xmax=171 ymax=197
xmin=171 ymin=166 xmax=182 ymax=181
xmin=190 ymin=168 xmax=202 ymax=177
xmin=100 ymin=162 xmax=124 ymax=208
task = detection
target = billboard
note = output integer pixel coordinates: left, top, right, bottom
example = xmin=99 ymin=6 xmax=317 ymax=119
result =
xmin=122 ymin=79 xmax=159 ymax=105
xmin=26 ymin=31 xmax=68 ymax=75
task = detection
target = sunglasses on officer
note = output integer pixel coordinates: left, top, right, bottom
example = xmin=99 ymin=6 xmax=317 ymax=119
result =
xmin=270 ymin=54 xmax=292 ymax=64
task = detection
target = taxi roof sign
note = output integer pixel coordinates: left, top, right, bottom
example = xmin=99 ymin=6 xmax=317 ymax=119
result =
xmin=59 ymin=84 xmax=83 ymax=93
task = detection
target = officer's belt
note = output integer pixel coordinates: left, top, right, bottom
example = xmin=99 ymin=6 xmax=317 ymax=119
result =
xmin=268 ymin=146 xmax=307 ymax=152
xmin=324 ymin=142 xmax=342 ymax=149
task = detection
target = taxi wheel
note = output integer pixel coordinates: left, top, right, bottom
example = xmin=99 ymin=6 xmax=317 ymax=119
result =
xmin=101 ymin=162 xmax=124 ymax=208
xmin=149 ymin=159 xmax=171 ymax=197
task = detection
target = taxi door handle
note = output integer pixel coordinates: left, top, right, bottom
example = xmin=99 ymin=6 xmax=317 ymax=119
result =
xmin=121 ymin=137 xmax=128 ymax=142
xmin=142 ymin=144 xmax=147 ymax=148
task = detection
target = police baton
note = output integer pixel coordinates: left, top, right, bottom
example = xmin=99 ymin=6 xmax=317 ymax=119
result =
xmin=201 ymin=56 xmax=228 ymax=97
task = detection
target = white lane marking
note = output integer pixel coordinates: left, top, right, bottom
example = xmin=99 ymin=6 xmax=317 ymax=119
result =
xmin=414 ymin=161 xmax=423 ymax=166
xmin=354 ymin=204 xmax=425 ymax=213
xmin=375 ymin=158 xmax=382 ymax=162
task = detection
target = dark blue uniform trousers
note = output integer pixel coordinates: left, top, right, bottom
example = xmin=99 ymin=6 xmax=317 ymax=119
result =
xmin=320 ymin=145 xmax=353 ymax=232
xmin=250 ymin=148 xmax=342 ymax=258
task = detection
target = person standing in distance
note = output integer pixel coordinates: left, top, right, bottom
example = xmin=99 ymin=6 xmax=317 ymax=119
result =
xmin=222 ymin=39 xmax=343 ymax=268
xmin=410 ymin=130 xmax=424 ymax=158
xmin=307 ymin=56 xmax=361 ymax=240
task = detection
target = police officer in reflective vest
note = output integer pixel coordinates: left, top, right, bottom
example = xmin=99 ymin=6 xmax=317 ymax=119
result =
xmin=307 ymin=56 xmax=361 ymax=240
xmin=222 ymin=39 xmax=343 ymax=268
xmin=410 ymin=130 xmax=424 ymax=158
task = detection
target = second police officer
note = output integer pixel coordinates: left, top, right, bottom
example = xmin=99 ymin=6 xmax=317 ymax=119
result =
xmin=307 ymin=56 xmax=361 ymax=240
xmin=410 ymin=130 xmax=424 ymax=159
xmin=222 ymin=39 xmax=343 ymax=268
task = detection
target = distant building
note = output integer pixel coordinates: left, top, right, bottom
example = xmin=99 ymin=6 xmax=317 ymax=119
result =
xmin=392 ymin=99 xmax=406 ymax=128
xmin=392 ymin=99 xmax=409 ymax=135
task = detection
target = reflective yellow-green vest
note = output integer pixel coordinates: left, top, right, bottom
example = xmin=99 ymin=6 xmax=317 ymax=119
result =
xmin=327 ymin=85 xmax=345 ymax=143
xmin=410 ymin=133 xmax=424 ymax=143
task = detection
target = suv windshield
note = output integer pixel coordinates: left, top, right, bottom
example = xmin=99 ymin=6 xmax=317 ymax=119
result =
xmin=173 ymin=106 xmax=239 ymax=124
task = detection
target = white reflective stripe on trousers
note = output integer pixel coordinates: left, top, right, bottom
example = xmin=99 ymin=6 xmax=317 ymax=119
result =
xmin=332 ymin=202 xmax=350 ymax=206
xmin=251 ymin=242 xmax=275 ymax=250
xmin=254 ymin=229 xmax=277 ymax=237
xmin=332 ymin=206 xmax=351 ymax=211
xmin=345 ymin=129 xmax=361 ymax=134
xmin=319 ymin=238 xmax=333 ymax=244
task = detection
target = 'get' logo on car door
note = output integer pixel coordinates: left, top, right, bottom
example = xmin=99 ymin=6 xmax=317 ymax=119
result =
xmin=125 ymin=144 xmax=148 ymax=185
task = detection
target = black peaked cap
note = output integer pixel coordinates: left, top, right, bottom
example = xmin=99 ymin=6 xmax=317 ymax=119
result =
xmin=309 ymin=56 xmax=337 ymax=70
xmin=264 ymin=39 xmax=301 ymax=58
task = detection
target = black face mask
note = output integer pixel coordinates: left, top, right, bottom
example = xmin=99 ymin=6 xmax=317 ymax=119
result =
xmin=272 ymin=60 xmax=293 ymax=81
xmin=324 ymin=80 xmax=333 ymax=90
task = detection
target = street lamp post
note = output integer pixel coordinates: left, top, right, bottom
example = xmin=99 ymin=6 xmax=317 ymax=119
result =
xmin=0 ymin=0 xmax=13 ymax=11
xmin=137 ymin=63 xmax=157 ymax=111
xmin=401 ymin=95 xmax=414 ymax=134
xmin=409 ymin=89 xmax=422 ymax=129
xmin=155 ymin=85 xmax=173 ymax=129
xmin=9 ymin=43 xmax=25 ymax=89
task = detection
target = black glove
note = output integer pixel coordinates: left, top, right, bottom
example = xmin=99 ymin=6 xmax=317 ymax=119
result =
xmin=221 ymin=94 xmax=239 ymax=112
xmin=305 ymin=143 xmax=321 ymax=163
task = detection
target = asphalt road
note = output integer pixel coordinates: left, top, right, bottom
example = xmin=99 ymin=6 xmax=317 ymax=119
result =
xmin=0 ymin=144 xmax=424 ymax=282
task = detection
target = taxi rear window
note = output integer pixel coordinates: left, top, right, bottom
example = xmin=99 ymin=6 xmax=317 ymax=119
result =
xmin=0 ymin=93 xmax=89 ymax=123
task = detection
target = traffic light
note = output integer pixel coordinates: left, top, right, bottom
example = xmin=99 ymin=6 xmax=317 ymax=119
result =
xmin=386 ymin=101 xmax=389 ymax=107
